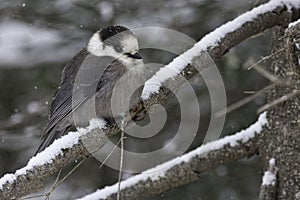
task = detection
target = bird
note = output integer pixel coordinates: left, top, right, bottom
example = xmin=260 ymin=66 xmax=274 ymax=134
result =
xmin=36 ymin=25 xmax=149 ymax=154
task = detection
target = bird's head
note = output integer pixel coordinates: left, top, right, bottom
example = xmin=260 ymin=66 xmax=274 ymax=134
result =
xmin=87 ymin=25 xmax=142 ymax=66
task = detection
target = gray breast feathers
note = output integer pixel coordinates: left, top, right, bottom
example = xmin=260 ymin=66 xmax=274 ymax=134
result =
xmin=95 ymin=59 xmax=148 ymax=118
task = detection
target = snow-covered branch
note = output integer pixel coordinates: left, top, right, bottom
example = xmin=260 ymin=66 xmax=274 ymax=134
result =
xmin=0 ymin=0 xmax=299 ymax=199
xmin=141 ymin=0 xmax=300 ymax=100
xmin=0 ymin=119 xmax=106 ymax=199
xmin=77 ymin=113 xmax=268 ymax=200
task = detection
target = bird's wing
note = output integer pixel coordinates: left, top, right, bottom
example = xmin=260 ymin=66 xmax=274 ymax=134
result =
xmin=36 ymin=49 xmax=114 ymax=153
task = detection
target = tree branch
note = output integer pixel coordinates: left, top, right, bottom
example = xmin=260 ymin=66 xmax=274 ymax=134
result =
xmin=76 ymin=113 xmax=268 ymax=200
xmin=0 ymin=0 xmax=299 ymax=199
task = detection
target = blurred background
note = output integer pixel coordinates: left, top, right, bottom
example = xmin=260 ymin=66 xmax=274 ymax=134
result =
xmin=0 ymin=0 xmax=272 ymax=199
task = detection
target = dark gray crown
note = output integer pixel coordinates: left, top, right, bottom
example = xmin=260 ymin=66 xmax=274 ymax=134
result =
xmin=99 ymin=25 xmax=130 ymax=42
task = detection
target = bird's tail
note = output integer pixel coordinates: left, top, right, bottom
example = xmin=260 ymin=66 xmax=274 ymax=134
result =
xmin=35 ymin=125 xmax=72 ymax=155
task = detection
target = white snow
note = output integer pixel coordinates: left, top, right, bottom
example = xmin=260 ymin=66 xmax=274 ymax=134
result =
xmin=141 ymin=0 xmax=300 ymax=100
xmin=269 ymin=158 xmax=275 ymax=166
xmin=262 ymin=171 xmax=276 ymax=186
xmin=77 ymin=112 xmax=268 ymax=200
xmin=0 ymin=118 xmax=106 ymax=190
xmin=288 ymin=18 xmax=300 ymax=28
xmin=262 ymin=158 xmax=276 ymax=186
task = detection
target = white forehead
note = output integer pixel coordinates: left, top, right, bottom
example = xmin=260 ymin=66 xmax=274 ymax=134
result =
xmin=87 ymin=31 xmax=139 ymax=57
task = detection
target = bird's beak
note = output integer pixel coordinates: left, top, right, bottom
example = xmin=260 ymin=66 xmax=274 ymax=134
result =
xmin=126 ymin=52 xmax=142 ymax=59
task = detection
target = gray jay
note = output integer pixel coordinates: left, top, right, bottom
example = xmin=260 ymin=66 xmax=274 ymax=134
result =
xmin=36 ymin=25 xmax=148 ymax=154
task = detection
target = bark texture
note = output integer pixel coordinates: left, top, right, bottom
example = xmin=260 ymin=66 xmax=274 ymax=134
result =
xmin=258 ymin=25 xmax=300 ymax=200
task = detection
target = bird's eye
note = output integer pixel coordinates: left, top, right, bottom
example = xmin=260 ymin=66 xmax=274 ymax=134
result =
xmin=114 ymin=45 xmax=122 ymax=53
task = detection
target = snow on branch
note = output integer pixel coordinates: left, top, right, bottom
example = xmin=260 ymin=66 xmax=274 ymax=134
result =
xmin=0 ymin=0 xmax=299 ymax=199
xmin=77 ymin=113 xmax=268 ymax=200
xmin=262 ymin=159 xmax=277 ymax=186
xmin=288 ymin=18 xmax=300 ymax=28
xmin=142 ymin=0 xmax=300 ymax=100
xmin=259 ymin=158 xmax=278 ymax=200
xmin=0 ymin=118 xmax=106 ymax=199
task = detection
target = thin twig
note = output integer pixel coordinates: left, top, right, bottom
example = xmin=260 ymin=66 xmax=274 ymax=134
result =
xmin=54 ymin=158 xmax=86 ymax=188
xmin=22 ymin=159 xmax=86 ymax=200
xmin=215 ymin=84 xmax=274 ymax=118
xmin=21 ymin=193 xmax=45 ymax=199
xmin=20 ymin=169 xmax=62 ymax=200
xmin=98 ymin=137 xmax=122 ymax=170
xmin=248 ymin=38 xmax=300 ymax=70
xmin=46 ymin=159 xmax=86 ymax=199
xmin=45 ymin=169 xmax=62 ymax=200
xmin=257 ymin=89 xmax=300 ymax=113
xmin=247 ymin=48 xmax=285 ymax=70
xmin=251 ymin=64 xmax=290 ymax=85
xmin=117 ymin=128 xmax=125 ymax=200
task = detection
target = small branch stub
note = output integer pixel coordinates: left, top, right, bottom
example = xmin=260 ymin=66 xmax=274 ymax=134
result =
xmin=259 ymin=158 xmax=278 ymax=200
